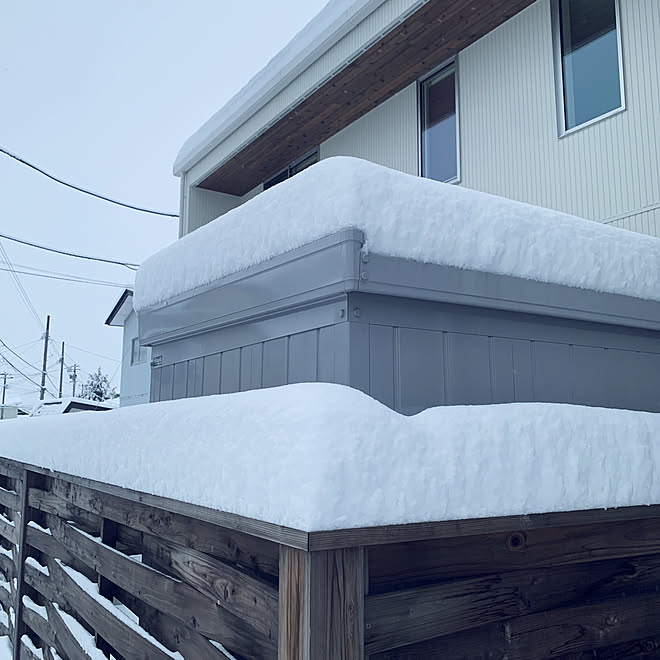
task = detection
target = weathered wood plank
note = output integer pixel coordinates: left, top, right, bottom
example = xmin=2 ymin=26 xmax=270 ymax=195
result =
xmin=279 ymin=546 xmax=364 ymax=660
xmin=505 ymin=591 xmax=660 ymax=659
xmin=0 ymin=487 xmax=20 ymax=514
xmin=43 ymin=513 xmax=278 ymax=657
xmin=25 ymin=559 xmax=174 ymax=660
xmin=310 ymin=505 xmax=660 ymax=550
xmin=0 ymin=583 xmax=11 ymax=612
xmin=0 ymin=552 xmax=15 ymax=581
xmin=0 ymin=459 xmax=24 ymax=482
xmin=116 ymin=586 xmax=236 ymax=660
xmin=31 ymin=483 xmax=280 ymax=579
xmin=0 ymin=516 xmax=18 ymax=547
xmin=556 ymin=633 xmax=660 ymax=659
xmin=22 ymin=601 xmax=55 ymax=648
xmin=365 ymin=552 xmax=660 ymax=653
xmin=96 ymin=518 xmax=119 ymax=657
xmin=368 ymin=516 xmax=660 ymax=591
xmin=45 ymin=600 xmax=98 ymax=660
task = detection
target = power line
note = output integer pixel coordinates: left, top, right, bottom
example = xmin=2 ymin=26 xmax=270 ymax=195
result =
xmin=1 ymin=146 xmax=179 ymax=218
xmin=0 ymin=232 xmax=139 ymax=270
xmin=0 ymin=352 xmax=56 ymax=397
xmin=0 ymin=337 xmax=45 ymax=374
xmin=60 ymin=342 xmax=120 ymax=363
xmin=0 ymin=240 xmax=43 ymax=329
xmin=0 ymin=266 xmax=131 ymax=288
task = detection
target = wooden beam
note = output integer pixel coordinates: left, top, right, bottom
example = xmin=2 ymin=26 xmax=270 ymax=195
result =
xmin=279 ymin=546 xmax=364 ymax=660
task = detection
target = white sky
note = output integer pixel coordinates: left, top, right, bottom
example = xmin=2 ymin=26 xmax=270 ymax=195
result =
xmin=0 ymin=0 xmax=328 ymax=406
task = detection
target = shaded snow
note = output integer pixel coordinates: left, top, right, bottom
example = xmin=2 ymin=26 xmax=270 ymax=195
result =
xmin=136 ymin=158 xmax=660 ymax=312
xmin=0 ymin=383 xmax=658 ymax=531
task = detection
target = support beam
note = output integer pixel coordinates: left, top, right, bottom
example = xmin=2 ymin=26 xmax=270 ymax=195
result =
xmin=279 ymin=546 xmax=364 ymax=660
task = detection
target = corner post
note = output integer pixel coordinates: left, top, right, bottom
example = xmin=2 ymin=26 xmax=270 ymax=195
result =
xmin=279 ymin=545 xmax=364 ymax=660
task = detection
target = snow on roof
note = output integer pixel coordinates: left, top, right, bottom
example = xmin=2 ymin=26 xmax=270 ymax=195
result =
xmin=30 ymin=398 xmax=115 ymax=417
xmin=173 ymin=0 xmax=389 ymax=175
xmin=135 ymin=157 xmax=660 ymax=312
xmin=0 ymin=383 xmax=658 ymax=532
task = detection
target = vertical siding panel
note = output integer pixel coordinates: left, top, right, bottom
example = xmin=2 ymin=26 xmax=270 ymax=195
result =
xmin=159 ymin=365 xmax=174 ymax=402
xmin=369 ymin=325 xmax=395 ymax=408
xmin=220 ymin=348 xmax=241 ymax=393
xmin=262 ymin=338 xmax=288 ymax=388
xmin=445 ymin=333 xmax=492 ymax=405
xmin=172 ymin=361 xmax=187 ymax=400
xmin=349 ymin=322 xmax=370 ymax=395
xmin=149 ymin=367 xmax=161 ymax=403
xmin=288 ymin=330 xmax=319 ymax=384
xmin=459 ymin=0 xmax=659 ymax=238
xmin=202 ymin=353 xmax=221 ymax=396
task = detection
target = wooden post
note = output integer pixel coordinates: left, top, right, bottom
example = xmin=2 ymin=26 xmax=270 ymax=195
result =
xmin=279 ymin=546 xmax=364 ymax=660
xmin=96 ymin=518 xmax=119 ymax=657
xmin=11 ymin=470 xmax=31 ymax=660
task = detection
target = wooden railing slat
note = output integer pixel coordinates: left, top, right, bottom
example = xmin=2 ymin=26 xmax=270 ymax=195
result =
xmin=25 ymin=559 xmax=174 ymax=660
xmin=43 ymin=513 xmax=278 ymax=657
xmin=0 ymin=488 xmax=20 ymax=514
xmin=365 ymin=552 xmax=660 ymax=653
xmin=30 ymin=481 xmax=280 ymax=579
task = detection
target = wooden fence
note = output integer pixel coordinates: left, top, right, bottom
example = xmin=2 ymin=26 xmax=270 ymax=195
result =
xmin=0 ymin=455 xmax=659 ymax=659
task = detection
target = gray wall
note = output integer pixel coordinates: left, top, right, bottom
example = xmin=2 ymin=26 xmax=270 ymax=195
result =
xmin=120 ymin=310 xmax=151 ymax=407
xmin=149 ymin=292 xmax=660 ymax=414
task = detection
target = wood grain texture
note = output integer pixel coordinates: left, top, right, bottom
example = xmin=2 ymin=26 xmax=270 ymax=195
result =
xmin=365 ymin=552 xmax=660 ymax=653
xmin=42 ymin=513 xmax=277 ymax=658
xmin=368 ymin=516 xmax=660 ymax=591
xmin=310 ymin=505 xmax=660 ymax=550
xmin=11 ymin=469 xmax=29 ymax=660
xmin=279 ymin=546 xmax=364 ymax=660
xmin=25 ymin=558 xmax=174 ymax=660
xmin=30 ymin=482 xmax=282 ymax=576
xmin=197 ymin=0 xmax=536 ymax=195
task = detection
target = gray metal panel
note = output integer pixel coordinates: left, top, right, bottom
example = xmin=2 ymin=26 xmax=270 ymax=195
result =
xmin=262 ymin=338 xmax=288 ymax=388
xmin=318 ymin=324 xmax=351 ymax=385
xmin=369 ymin=325 xmax=395 ymax=408
xmin=444 ymin=332 xmax=491 ymax=405
xmin=349 ymin=322 xmax=371 ymax=395
xmin=193 ymin=358 xmax=204 ymax=397
xmin=532 ymin=342 xmax=572 ymax=403
xmin=240 ymin=344 xmax=263 ymax=392
xmin=139 ymin=229 xmax=362 ymax=346
xmin=149 ymin=367 xmax=161 ymax=404
xmin=397 ymin=328 xmax=445 ymax=414
xmin=221 ymin=349 xmax=241 ymax=394
xmin=288 ymin=330 xmax=318 ymax=384
xmin=159 ymin=365 xmax=174 ymax=402
xmin=202 ymin=354 xmax=221 ymax=396
xmin=172 ymin=362 xmax=188 ymax=400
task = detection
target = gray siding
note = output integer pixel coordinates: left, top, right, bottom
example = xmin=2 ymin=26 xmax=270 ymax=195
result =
xmin=320 ymin=83 xmax=418 ymax=174
xmin=119 ymin=310 xmax=151 ymax=407
xmin=459 ymin=0 xmax=660 ymax=237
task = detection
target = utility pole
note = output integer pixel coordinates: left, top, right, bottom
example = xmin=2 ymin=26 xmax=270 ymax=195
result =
xmin=58 ymin=341 xmax=65 ymax=398
xmin=0 ymin=373 xmax=9 ymax=421
xmin=39 ymin=315 xmax=51 ymax=401
xmin=70 ymin=364 xmax=79 ymax=398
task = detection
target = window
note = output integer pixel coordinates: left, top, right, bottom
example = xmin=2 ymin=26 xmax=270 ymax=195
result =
xmin=420 ymin=63 xmax=459 ymax=183
xmin=131 ymin=338 xmax=148 ymax=365
xmin=264 ymin=150 xmax=319 ymax=190
xmin=554 ymin=0 xmax=624 ymax=132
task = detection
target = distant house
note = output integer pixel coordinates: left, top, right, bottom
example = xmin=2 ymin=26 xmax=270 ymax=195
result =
xmin=30 ymin=397 xmax=115 ymax=417
xmin=174 ymin=0 xmax=659 ymax=240
xmin=0 ymin=405 xmax=29 ymax=421
xmin=105 ymin=289 xmax=151 ymax=406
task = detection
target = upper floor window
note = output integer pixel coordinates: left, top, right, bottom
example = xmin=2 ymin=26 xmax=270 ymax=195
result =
xmin=420 ymin=63 xmax=459 ymax=183
xmin=131 ymin=337 xmax=148 ymax=366
xmin=264 ymin=150 xmax=319 ymax=190
xmin=555 ymin=0 xmax=624 ymax=133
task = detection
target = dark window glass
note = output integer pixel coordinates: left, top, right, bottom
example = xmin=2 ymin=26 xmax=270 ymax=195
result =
xmin=264 ymin=151 xmax=319 ymax=190
xmin=421 ymin=67 xmax=458 ymax=183
xmin=559 ymin=0 xmax=622 ymax=130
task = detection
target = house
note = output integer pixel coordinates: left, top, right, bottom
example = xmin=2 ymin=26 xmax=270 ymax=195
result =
xmin=105 ymin=289 xmax=151 ymax=406
xmin=29 ymin=397 xmax=115 ymax=416
xmin=175 ymin=0 xmax=659 ymax=240
xmin=135 ymin=0 xmax=659 ymax=412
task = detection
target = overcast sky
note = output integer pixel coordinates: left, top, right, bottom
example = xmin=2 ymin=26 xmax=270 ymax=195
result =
xmin=0 ymin=0 xmax=327 ymax=406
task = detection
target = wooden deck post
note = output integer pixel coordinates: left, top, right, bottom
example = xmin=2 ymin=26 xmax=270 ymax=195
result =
xmin=279 ymin=546 xmax=364 ymax=660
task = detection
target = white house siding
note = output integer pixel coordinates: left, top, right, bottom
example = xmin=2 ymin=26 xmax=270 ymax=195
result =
xmin=320 ymin=83 xmax=418 ymax=174
xmin=459 ymin=0 xmax=660 ymax=237
xmin=186 ymin=0 xmax=428 ymax=187
xmin=120 ymin=310 xmax=151 ymax=407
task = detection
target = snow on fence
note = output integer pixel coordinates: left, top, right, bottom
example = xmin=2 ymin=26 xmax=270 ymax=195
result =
xmin=0 ymin=455 xmax=659 ymax=658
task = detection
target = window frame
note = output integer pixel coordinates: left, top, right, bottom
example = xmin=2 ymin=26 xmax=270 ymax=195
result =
xmin=264 ymin=148 xmax=319 ymax=190
xmin=131 ymin=337 xmax=148 ymax=366
xmin=418 ymin=57 xmax=461 ymax=184
xmin=551 ymin=0 xmax=626 ymax=137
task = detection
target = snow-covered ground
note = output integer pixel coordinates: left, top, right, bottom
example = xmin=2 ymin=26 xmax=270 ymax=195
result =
xmin=0 ymin=383 xmax=657 ymax=531
xmin=136 ymin=157 xmax=660 ymax=311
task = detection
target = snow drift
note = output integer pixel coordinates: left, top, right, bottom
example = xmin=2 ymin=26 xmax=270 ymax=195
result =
xmin=135 ymin=158 xmax=660 ymax=312
xmin=0 ymin=383 xmax=658 ymax=531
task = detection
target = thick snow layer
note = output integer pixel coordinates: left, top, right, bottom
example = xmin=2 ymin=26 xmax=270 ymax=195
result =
xmin=0 ymin=384 xmax=659 ymax=531
xmin=173 ymin=0 xmax=390 ymax=174
xmin=136 ymin=158 xmax=660 ymax=311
